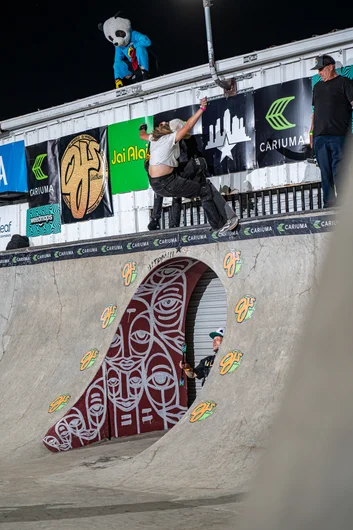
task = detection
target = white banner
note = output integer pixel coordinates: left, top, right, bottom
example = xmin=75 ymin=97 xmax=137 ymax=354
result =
xmin=0 ymin=205 xmax=20 ymax=251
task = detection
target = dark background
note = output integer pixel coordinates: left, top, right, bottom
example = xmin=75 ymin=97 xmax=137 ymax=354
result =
xmin=0 ymin=1 xmax=351 ymax=120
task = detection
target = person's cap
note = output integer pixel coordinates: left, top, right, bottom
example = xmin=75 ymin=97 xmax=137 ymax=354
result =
xmin=209 ymin=327 xmax=225 ymax=339
xmin=310 ymin=54 xmax=335 ymax=70
xmin=169 ymin=118 xmax=185 ymax=132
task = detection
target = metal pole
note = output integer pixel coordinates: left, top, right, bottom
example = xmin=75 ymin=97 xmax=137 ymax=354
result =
xmin=203 ymin=0 xmax=235 ymax=93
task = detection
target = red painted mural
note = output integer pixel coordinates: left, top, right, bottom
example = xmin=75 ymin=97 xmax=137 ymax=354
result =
xmin=43 ymin=258 xmax=207 ymax=452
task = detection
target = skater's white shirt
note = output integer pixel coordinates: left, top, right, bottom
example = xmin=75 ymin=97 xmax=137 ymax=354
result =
xmin=149 ymin=132 xmax=180 ymax=168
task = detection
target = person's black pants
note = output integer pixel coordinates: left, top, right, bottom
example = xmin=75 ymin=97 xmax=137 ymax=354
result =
xmin=149 ymin=159 xmax=230 ymax=230
xmin=151 ymin=194 xmax=182 ymax=227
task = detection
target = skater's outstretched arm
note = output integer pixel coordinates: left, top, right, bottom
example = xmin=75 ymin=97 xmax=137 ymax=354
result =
xmin=175 ymin=97 xmax=207 ymax=143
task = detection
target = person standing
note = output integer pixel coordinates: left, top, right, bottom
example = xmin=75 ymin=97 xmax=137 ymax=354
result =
xmin=310 ymin=54 xmax=353 ymax=208
xmin=179 ymin=327 xmax=224 ymax=387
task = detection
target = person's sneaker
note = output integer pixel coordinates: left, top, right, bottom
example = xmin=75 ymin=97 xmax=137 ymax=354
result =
xmin=148 ymin=218 xmax=160 ymax=231
xmin=218 ymin=215 xmax=239 ymax=234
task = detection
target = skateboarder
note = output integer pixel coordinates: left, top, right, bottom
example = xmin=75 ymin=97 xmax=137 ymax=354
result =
xmin=139 ymin=97 xmax=239 ymax=233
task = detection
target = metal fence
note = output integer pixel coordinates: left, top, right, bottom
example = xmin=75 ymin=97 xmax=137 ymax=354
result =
xmin=157 ymin=181 xmax=324 ymax=229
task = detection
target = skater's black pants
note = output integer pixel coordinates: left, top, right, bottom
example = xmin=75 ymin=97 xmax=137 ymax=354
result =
xmin=149 ymin=158 xmax=231 ymax=230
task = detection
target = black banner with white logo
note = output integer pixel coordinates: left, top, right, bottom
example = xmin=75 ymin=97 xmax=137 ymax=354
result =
xmin=254 ymin=78 xmax=312 ymax=168
xmin=26 ymin=140 xmax=60 ymax=208
xmin=153 ymin=105 xmax=204 ymax=159
xmin=59 ymin=127 xmax=113 ymax=224
xmin=202 ymin=93 xmax=255 ymax=175
xmin=0 ymin=213 xmax=339 ymax=269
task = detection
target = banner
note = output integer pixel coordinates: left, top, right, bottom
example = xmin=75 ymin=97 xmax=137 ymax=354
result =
xmin=202 ymin=93 xmax=256 ymax=175
xmin=154 ymin=105 xmax=204 ymax=159
xmin=26 ymin=140 xmax=60 ymax=208
xmin=0 ymin=204 xmax=20 ymax=251
xmin=0 ymin=140 xmax=28 ymax=193
xmin=254 ymin=78 xmax=312 ymax=168
xmin=108 ymin=116 xmax=154 ymax=194
xmin=26 ymin=203 xmax=61 ymax=238
xmin=154 ymin=105 xmax=202 ymax=135
xmin=0 ymin=212 xmax=340 ymax=269
xmin=59 ymin=127 xmax=113 ymax=224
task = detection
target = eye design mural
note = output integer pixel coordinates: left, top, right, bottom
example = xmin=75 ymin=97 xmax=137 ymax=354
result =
xmin=43 ymin=258 xmax=208 ymax=451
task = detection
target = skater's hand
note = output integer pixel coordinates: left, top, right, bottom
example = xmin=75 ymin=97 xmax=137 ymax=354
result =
xmin=200 ymin=96 xmax=208 ymax=109
xmin=115 ymin=78 xmax=123 ymax=89
xmin=139 ymin=123 xmax=148 ymax=131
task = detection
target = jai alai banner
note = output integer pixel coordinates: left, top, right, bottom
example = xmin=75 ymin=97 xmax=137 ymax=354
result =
xmin=108 ymin=116 xmax=154 ymax=194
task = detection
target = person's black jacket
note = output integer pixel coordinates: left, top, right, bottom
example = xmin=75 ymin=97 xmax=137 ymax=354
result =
xmin=193 ymin=354 xmax=216 ymax=385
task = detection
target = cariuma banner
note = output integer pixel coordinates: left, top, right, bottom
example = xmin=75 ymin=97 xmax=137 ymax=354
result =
xmin=26 ymin=140 xmax=60 ymax=208
xmin=108 ymin=116 xmax=154 ymax=194
xmin=254 ymin=78 xmax=312 ymax=168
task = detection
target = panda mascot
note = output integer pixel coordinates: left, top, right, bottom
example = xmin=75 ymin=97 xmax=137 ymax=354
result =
xmin=98 ymin=13 xmax=151 ymax=89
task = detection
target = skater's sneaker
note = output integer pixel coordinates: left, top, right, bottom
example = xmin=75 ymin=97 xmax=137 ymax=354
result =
xmin=218 ymin=215 xmax=239 ymax=234
xmin=148 ymin=218 xmax=160 ymax=231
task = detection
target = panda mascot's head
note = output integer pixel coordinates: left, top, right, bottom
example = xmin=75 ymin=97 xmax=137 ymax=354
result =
xmin=98 ymin=13 xmax=131 ymax=48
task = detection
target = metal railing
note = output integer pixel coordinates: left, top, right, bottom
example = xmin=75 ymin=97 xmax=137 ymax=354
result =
xmin=158 ymin=181 xmax=324 ymax=229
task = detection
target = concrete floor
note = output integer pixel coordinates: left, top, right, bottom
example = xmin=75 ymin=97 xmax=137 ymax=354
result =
xmin=0 ymin=432 xmax=245 ymax=529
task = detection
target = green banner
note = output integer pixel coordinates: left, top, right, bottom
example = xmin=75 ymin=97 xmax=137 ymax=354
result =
xmin=108 ymin=116 xmax=154 ymax=194
xmin=26 ymin=203 xmax=61 ymax=238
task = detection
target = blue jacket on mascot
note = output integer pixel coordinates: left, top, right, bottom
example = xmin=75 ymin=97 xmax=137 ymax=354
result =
xmin=98 ymin=13 xmax=151 ymax=89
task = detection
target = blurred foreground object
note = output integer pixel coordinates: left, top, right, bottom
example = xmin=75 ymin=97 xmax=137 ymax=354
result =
xmin=236 ymin=133 xmax=353 ymax=530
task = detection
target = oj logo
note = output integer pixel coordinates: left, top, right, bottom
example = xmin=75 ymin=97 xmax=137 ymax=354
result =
xmin=61 ymin=134 xmax=108 ymax=219
xmin=234 ymin=295 xmax=256 ymax=323
xmin=48 ymin=394 xmax=71 ymax=413
xmin=189 ymin=401 xmax=217 ymax=423
xmin=80 ymin=349 xmax=99 ymax=371
xmin=122 ymin=261 xmax=137 ymax=286
xmin=100 ymin=304 xmax=117 ymax=329
xmin=223 ymin=250 xmax=242 ymax=278
xmin=220 ymin=350 xmax=243 ymax=375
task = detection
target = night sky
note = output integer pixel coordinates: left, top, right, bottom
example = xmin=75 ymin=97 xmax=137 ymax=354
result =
xmin=0 ymin=1 xmax=351 ymax=121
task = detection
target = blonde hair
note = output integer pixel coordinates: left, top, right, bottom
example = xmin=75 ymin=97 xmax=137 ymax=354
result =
xmin=151 ymin=123 xmax=172 ymax=141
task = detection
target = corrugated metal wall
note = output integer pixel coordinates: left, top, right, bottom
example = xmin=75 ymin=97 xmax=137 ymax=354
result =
xmin=185 ymin=268 xmax=227 ymax=406
xmin=0 ymin=31 xmax=352 ymax=247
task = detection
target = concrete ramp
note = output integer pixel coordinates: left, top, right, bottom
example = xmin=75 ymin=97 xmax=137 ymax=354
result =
xmin=51 ymin=229 xmax=329 ymax=497
xmin=0 ymin=211 xmax=337 ymax=528
xmin=0 ymin=255 xmax=140 ymax=463
xmin=0 ymin=220 xmax=333 ymax=493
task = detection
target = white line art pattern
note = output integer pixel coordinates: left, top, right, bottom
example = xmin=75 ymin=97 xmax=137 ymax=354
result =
xmin=43 ymin=258 xmax=203 ymax=452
